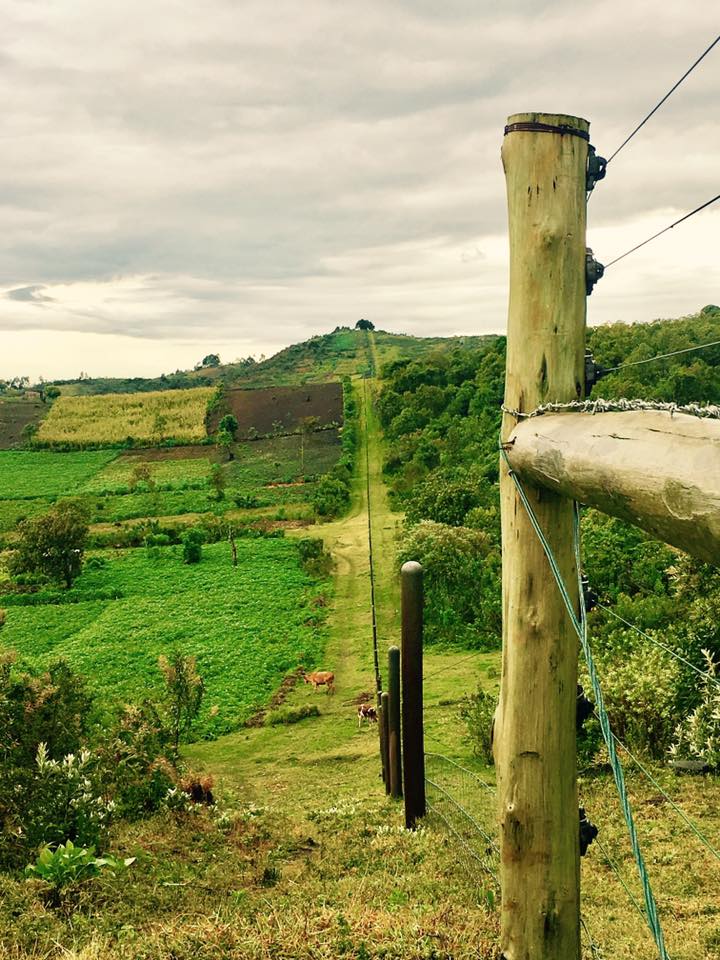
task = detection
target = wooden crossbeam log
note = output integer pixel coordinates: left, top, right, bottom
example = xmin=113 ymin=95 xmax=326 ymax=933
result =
xmin=505 ymin=410 xmax=720 ymax=565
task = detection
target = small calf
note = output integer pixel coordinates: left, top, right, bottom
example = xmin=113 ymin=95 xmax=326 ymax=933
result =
xmin=357 ymin=703 xmax=378 ymax=728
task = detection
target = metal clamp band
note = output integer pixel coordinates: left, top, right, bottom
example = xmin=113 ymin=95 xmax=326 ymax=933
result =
xmin=504 ymin=121 xmax=590 ymax=141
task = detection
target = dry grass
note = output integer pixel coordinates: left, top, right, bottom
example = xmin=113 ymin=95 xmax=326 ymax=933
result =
xmin=0 ymin=801 xmax=500 ymax=960
xmin=37 ymin=388 xmax=214 ymax=446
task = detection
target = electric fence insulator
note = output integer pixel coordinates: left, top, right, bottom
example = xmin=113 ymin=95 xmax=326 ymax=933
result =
xmin=579 ymin=806 xmax=599 ymax=856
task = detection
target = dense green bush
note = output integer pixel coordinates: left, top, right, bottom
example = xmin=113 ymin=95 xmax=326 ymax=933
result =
xmin=264 ymin=704 xmax=320 ymax=726
xmin=182 ymin=529 xmax=204 ymax=564
xmin=398 ymin=521 xmax=500 ymax=648
xmin=459 ymin=687 xmax=497 ymax=763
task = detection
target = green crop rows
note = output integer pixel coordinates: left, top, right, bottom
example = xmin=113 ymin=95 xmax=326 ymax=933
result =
xmin=0 ymin=451 xmax=117 ymax=499
xmin=81 ymin=456 xmax=212 ymax=494
xmin=1 ymin=540 xmax=329 ymax=738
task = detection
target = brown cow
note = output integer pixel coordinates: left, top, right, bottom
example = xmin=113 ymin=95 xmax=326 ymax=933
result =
xmin=303 ymin=670 xmax=335 ymax=694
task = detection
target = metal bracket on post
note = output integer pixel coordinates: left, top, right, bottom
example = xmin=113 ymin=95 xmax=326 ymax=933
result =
xmin=586 ymin=144 xmax=607 ymax=194
xmin=585 ymin=248 xmax=605 ymax=296
xmin=584 ymin=350 xmax=609 ymax=395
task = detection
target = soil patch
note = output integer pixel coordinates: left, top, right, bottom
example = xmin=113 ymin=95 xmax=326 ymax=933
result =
xmin=0 ymin=399 xmax=46 ymax=449
xmin=208 ymin=383 xmax=343 ymax=439
xmin=245 ymin=668 xmax=306 ymax=727
xmin=118 ymin=444 xmax=213 ymax=462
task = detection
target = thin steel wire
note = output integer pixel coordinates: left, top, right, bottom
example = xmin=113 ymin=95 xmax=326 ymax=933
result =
xmin=596 ymin=602 xmax=720 ymax=690
xmin=606 ymin=34 xmax=720 ymax=164
xmin=424 ymin=649 xmax=481 ymax=682
xmin=580 ymin=916 xmax=604 ymax=960
xmin=593 ymin=836 xmax=649 ymax=927
xmin=362 ymin=378 xmax=382 ymax=698
xmin=604 ymin=193 xmax=720 ymax=269
xmin=603 ymin=339 xmax=720 ymax=372
xmin=613 ymin=736 xmax=720 ymax=863
xmin=424 ymin=752 xmax=496 ymax=794
xmin=425 ymin=799 xmax=499 ymax=880
xmin=424 ymin=777 xmax=498 ymax=851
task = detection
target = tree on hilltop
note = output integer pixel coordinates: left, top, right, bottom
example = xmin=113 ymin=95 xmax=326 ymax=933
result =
xmin=355 ymin=319 xmax=375 ymax=331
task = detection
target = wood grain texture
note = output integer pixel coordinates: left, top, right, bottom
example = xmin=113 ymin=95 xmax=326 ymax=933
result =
xmin=506 ymin=410 xmax=720 ymax=564
xmin=498 ymin=112 xmax=588 ymax=960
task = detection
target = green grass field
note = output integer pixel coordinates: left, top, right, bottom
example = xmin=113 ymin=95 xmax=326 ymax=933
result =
xmin=0 ymin=450 xmax=116 ymax=499
xmin=1 ymin=539 xmax=329 ymax=739
xmin=82 ymin=456 xmax=212 ymax=493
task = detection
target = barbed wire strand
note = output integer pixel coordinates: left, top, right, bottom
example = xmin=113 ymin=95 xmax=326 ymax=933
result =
xmin=606 ymin=34 xmax=720 ymax=164
xmin=596 ymin=602 xmax=720 ymax=691
xmin=502 ymin=397 xmax=720 ymax=421
xmin=604 ymin=193 xmax=720 ymax=269
xmin=613 ymin=735 xmax=720 ymax=863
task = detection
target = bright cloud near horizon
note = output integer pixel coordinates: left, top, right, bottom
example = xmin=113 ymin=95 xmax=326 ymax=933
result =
xmin=1 ymin=1 xmax=718 ymax=381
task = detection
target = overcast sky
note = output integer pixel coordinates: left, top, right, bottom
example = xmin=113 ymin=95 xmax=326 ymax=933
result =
xmin=1 ymin=1 xmax=718 ymax=381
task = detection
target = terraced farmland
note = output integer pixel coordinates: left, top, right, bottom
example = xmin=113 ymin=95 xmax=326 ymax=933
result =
xmin=1 ymin=539 xmax=329 ymax=738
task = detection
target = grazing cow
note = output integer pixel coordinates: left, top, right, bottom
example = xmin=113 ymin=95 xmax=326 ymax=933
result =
xmin=303 ymin=670 xmax=335 ymax=694
xmin=357 ymin=703 xmax=378 ymax=728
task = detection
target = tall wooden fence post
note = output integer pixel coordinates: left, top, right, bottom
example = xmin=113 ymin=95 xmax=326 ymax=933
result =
xmin=380 ymin=691 xmax=390 ymax=794
xmin=497 ymin=112 xmax=588 ymax=960
xmin=388 ymin=646 xmax=402 ymax=798
xmin=401 ymin=561 xmax=425 ymax=828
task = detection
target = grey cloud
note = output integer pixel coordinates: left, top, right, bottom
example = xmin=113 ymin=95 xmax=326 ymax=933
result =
xmin=5 ymin=284 xmax=55 ymax=304
xmin=0 ymin=0 xmax=718 ymax=375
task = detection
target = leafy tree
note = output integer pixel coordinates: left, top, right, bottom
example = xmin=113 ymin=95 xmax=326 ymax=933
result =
xmin=158 ymin=652 xmax=204 ymax=760
xmin=216 ymin=428 xmax=234 ymax=461
xmin=299 ymin=415 xmax=320 ymax=475
xmin=218 ymin=413 xmax=238 ymax=438
xmin=42 ymin=386 xmax=61 ymax=403
xmin=355 ymin=319 xmax=375 ymax=330
xmin=182 ymin=529 xmax=204 ymax=564
xmin=129 ymin=462 xmax=155 ymax=491
xmin=10 ymin=500 xmax=89 ymax=589
xmin=200 ymin=353 xmax=221 ymax=368
xmin=208 ymin=462 xmax=227 ymax=499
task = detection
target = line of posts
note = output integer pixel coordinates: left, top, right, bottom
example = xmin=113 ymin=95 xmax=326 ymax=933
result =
xmin=377 ymin=560 xmax=426 ymax=829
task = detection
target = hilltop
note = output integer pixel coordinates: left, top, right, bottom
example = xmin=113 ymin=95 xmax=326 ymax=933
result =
xmin=39 ymin=327 xmax=498 ymax=396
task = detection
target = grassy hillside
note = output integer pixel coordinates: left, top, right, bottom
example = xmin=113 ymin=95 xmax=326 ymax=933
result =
xmin=42 ymin=327 xmax=497 ymax=396
xmin=215 ymin=328 xmax=497 ymax=387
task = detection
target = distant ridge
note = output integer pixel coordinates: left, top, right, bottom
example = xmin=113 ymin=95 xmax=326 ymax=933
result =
xmin=43 ymin=327 xmax=498 ymax=396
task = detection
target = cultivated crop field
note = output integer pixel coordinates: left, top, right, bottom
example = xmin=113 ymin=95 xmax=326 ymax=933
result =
xmin=37 ymin=387 xmax=214 ymax=446
xmin=0 ymin=429 xmax=341 ymax=539
xmin=230 ymin=429 xmax=341 ymax=488
xmin=1 ymin=539 xmax=328 ymax=738
xmin=82 ymin=455 xmax=212 ymax=494
xmin=0 ymin=450 xmax=117 ymax=499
